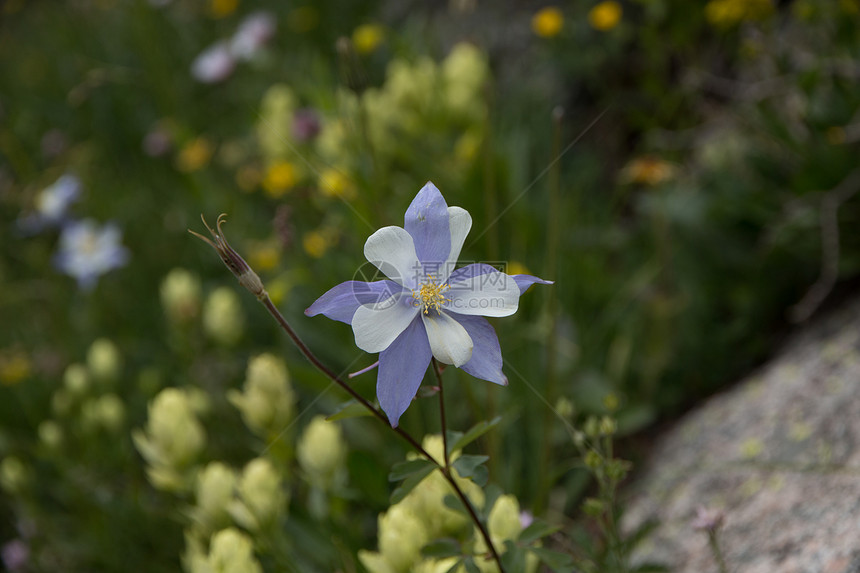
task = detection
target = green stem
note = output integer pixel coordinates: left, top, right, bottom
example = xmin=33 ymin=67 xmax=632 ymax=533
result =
xmin=708 ymin=530 xmax=729 ymax=573
xmin=431 ymin=358 xmax=452 ymax=470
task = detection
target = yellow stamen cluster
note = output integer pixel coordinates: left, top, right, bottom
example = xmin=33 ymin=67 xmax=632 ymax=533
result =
xmin=412 ymin=275 xmax=449 ymax=315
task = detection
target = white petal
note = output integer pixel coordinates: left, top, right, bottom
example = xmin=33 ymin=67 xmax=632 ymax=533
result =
xmin=364 ymin=226 xmax=421 ymax=289
xmin=441 ymin=206 xmax=472 ymax=281
xmin=352 ymin=296 xmax=419 ymax=353
xmin=422 ymin=311 xmax=473 ymax=367
xmin=445 ymin=270 xmax=520 ymax=317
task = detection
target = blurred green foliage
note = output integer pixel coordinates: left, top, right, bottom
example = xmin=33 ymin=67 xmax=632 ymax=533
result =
xmin=2 ymin=0 xmax=860 ymax=570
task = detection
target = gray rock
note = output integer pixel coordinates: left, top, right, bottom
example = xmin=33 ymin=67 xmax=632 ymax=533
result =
xmin=623 ymin=298 xmax=860 ymax=573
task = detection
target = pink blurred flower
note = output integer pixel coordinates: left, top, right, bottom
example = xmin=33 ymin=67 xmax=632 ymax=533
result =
xmin=230 ymin=11 xmax=276 ymax=61
xmin=191 ymin=41 xmax=236 ymax=83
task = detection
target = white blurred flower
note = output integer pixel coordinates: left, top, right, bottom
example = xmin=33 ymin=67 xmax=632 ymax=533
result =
xmin=36 ymin=174 xmax=79 ymax=221
xmin=53 ymin=219 xmax=129 ymax=290
xmin=191 ymin=41 xmax=236 ymax=84
xmin=230 ymin=11 xmax=276 ymax=61
xmin=17 ymin=174 xmax=80 ymax=234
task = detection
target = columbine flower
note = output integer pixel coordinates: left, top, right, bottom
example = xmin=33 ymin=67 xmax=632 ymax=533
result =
xmin=53 ymin=219 xmax=129 ymax=290
xmin=306 ymin=182 xmax=551 ymax=426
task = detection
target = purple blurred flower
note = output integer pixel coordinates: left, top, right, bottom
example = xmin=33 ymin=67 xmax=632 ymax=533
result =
xmin=692 ymin=505 xmax=725 ymax=532
xmin=292 ymin=108 xmax=321 ymax=142
xmin=2 ymin=539 xmax=28 ymax=572
xmin=306 ymin=182 xmax=552 ymax=426
xmin=191 ymin=41 xmax=236 ymax=84
xmin=54 ymin=219 xmax=130 ymax=290
xmin=230 ymin=11 xmax=276 ymax=61
xmin=40 ymin=129 xmax=68 ymax=159
xmin=142 ymin=124 xmax=172 ymax=157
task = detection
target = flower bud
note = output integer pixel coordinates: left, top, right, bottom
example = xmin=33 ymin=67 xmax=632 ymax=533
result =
xmin=160 ymin=268 xmax=202 ymax=324
xmin=193 ymin=462 xmax=236 ymax=533
xmin=488 ymin=495 xmax=522 ymax=543
xmin=583 ymin=415 xmax=600 ymax=438
xmin=203 ymin=287 xmax=245 ymax=346
xmin=584 ymin=450 xmax=602 ymax=470
xmin=605 ymin=459 xmax=630 ymax=482
xmin=378 ymin=504 xmax=428 ymax=571
xmin=94 ymin=393 xmax=125 ymax=432
xmin=132 ymin=388 xmax=206 ymax=492
xmin=582 ymin=497 xmax=604 ymax=517
xmin=297 ymin=415 xmax=346 ymax=488
xmin=38 ymin=420 xmax=63 ymax=450
xmin=0 ymin=457 xmax=29 ymax=494
xmin=554 ymin=397 xmax=575 ymax=419
xmin=229 ymin=457 xmax=287 ymax=531
xmin=599 ymin=415 xmax=617 ymax=436
xmin=86 ymin=338 xmax=121 ymax=384
xmin=204 ymin=528 xmax=262 ymax=573
xmin=228 ymin=354 xmax=294 ymax=438
xmin=63 ymin=363 xmax=90 ymax=397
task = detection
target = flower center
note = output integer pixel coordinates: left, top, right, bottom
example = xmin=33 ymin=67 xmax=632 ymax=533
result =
xmin=412 ymin=275 xmax=449 ymax=315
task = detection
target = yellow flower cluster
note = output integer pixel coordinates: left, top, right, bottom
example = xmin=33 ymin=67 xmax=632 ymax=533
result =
xmin=227 ymin=353 xmax=295 ymax=440
xmin=359 ymin=435 xmax=536 ymax=573
xmin=706 ymin=0 xmax=774 ymax=26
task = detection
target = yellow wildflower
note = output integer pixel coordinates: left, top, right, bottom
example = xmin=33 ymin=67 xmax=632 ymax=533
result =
xmin=352 ymin=24 xmax=385 ymax=55
xmin=176 ymin=138 xmax=214 ymax=173
xmin=705 ymin=0 xmax=773 ymax=26
xmin=621 ymin=156 xmax=676 ymax=186
xmin=531 ymin=6 xmax=564 ymax=38
xmin=505 ymin=261 xmax=530 ymax=276
xmin=454 ymin=131 xmax=482 ymax=163
xmin=209 ymin=0 xmax=238 ymax=18
xmin=265 ymin=274 xmax=292 ymax=307
xmin=0 ymin=350 xmax=31 ymax=386
xmin=302 ymin=230 xmax=332 ymax=258
xmin=248 ymin=242 xmax=281 ymax=271
xmin=589 ymin=1 xmax=622 ymax=31
xmin=262 ymin=161 xmax=299 ymax=198
xmin=319 ymin=168 xmax=355 ymax=199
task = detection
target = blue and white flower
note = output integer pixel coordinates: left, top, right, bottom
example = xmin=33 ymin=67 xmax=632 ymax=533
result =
xmin=306 ymin=182 xmax=551 ymax=426
xmin=54 ymin=219 xmax=130 ymax=290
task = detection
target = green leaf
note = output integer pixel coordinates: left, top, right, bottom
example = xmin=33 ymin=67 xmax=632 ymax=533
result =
xmin=452 ymin=454 xmax=489 ymax=486
xmin=518 ymin=519 xmax=561 ymax=545
xmin=388 ymin=458 xmax=436 ymax=482
xmin=501 ymin=540 xmax=526 ymax=571
xmin=422 ymin=538 xmax=461 ymax=559
xmin=463 ymin=557 xmax=481 ymax=573
xmin=390 ymin=464 xmax=437 ymax=504
xmin=530 ymin=547 xmax=576 ymax=572
xmin=442 ymin=493 xmax=467 ymax=515
xmin=448 ymin=416 xmax=502 ymax=454
xmin=325 ymin=400 xmax=375 ymax=422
